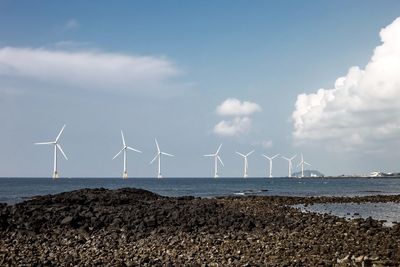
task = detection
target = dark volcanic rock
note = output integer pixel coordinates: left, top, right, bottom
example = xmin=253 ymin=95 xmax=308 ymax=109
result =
xmin=1 ymin=188 xmax=400 ymax=266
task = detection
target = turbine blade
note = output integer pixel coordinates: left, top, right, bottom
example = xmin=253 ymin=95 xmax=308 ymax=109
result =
xmin=217 ymin=156 xmax=224 ymax=167
xmin=297 ymin=162 xmax=302 ymax=168
xmin=113 ymin=148 xmax=124 ymax=159
xmin=216 ymin=144 xmax=222 ymax=154
xmin=281 ymin=156 xmax=290 ymax=161
xmin=305 ymin=162 xmax=311 ymax=166
xmin=55 ymin=124 xmax=66 ymax=142
xmin=204 ymin=154 xmax=215 ymax=157
xmin=150 ymin=153 xmax=159 ymax=164
xmin=161 ymin=152 xmax=174 ymax=157
xmin=127 ymin=147 xmax=142 ymax=153
xmin=236 ymin=152 xmax=245 ymax=157
xmin=121 ymin=130 xmax=126 ymax=147
xmin=57 ymin=144 xmax=68 ymax=160
xmin=261 ymin=154 xmax=271 ymax=160
xmin=34 ymin=142 xmax=54 ymax=145
xmin=290 ymin=155 xmax=297 ymax=160
xmin=246 ymin=150 xmax=255 ymax=157
xmin=155 ymin=139 xmax=160 ymax=152
xmin=271 ymin=154 xmax=280 ymax=159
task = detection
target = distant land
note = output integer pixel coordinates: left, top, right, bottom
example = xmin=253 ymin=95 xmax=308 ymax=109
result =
xmin=333 ymin=172 xmax=400 ymax=178
xmin=292 ymin=170 xmax=400 ymax=178
xmin=292 ymin=170 xmax=325 ymax=178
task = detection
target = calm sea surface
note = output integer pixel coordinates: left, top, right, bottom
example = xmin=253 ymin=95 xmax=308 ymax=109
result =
xmin=1 ymin=177 xmax=400 ymax=204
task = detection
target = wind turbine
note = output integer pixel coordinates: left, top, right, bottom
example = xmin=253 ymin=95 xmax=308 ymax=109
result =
xmin=261 ymin=154 xmax=280 ymax=178
xmin=204 ymin=144 xmax=224 ymax=178
xmin=282 ymin=155 xmax=297 ymax=178
xmin=113 ymin=130 xmax=142 ymax=179
xmin=297 ymin=153 xmax=311 ymax=178
xmin=34 ymin=124 xmax=68 ymax=179
xmin=236 ymin=150 xmax=254 ymax=178
xmin=150 ymin=139 xmax=174 ymax=178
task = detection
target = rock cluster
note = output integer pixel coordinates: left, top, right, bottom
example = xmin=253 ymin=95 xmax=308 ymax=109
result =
xmin=1 ymin=188 xmax=400 ymax=266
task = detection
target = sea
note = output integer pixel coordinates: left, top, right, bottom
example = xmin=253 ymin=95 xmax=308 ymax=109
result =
xmin=1 ymin=177 xmax=400 ymax=225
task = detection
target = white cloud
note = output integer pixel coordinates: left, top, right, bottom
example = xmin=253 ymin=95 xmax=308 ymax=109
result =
xmin=292 ymin=17 xmax=400 ymax=151
xmin=0 ymin=46 xmax=181 ymax=94
xmin=213 ymin=98 xmax=261 ymax=137
xmin=64 ymin=19 xmax=79 ymax=31
xmin=216 ymin=98 xmax=261 ymax=116
xmin=213 ymin=117 xmax=252 ymax=137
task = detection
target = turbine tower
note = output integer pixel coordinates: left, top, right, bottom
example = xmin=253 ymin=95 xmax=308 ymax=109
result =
xmin=34 ymin=124 xmax=68 ymax=179
xmin=113 ymin=130 xmax=142 ymax=179
xmin=297 ymin=153 xmax=311 ymax=178
xmin=282 ymin=155 xmax=297 ymax=178
xmin=236 ymin=150 xmax=254 ymax=178
xmin=204 ymin=144 xmax=224 ymax=178
xmin=261 ymin=154 xmax=280 ymax=178
xmin=150 ymin=139 xmax=174 ymax=178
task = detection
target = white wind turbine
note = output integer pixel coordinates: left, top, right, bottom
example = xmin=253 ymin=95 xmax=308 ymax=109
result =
xmin=150 ymin=139 xmax=174 ymax=178
xmin=261 ymin=154 xmax=280 ymax=178
xmin=34 ymin=124 xmax=68 ymax=179
xmin=236 ymin=150 xmax=254 ymax=178
xmin=297 ymin=153 xmax=311 ymax=178
xmin=282 ymin=155 xmax=297 ymax=178
xmin=204 ymin=144 xmax=224 ymax=178
xmin=113 ymin=130 xmax=142 ymax=179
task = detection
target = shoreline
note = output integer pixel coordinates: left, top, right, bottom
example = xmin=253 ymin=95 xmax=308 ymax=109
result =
xmin=1 ymin=188 xmax=400 ymax=266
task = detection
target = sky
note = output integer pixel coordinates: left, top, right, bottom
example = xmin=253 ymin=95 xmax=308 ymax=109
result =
xmin=1 ymin=1 xmax=400 ymax=178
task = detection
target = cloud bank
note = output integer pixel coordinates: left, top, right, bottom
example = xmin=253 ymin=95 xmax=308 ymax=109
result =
xmin=214 ymin=98 xmax=261 ymax=137
xmin=0 ymin=46 xmax=181 ymax=94
xmin=292 ymin=17 xmax=400 ymax=151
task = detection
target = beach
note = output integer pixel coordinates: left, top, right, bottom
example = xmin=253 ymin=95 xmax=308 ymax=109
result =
xmin=1 ymin=188 xmax=400 ymax=266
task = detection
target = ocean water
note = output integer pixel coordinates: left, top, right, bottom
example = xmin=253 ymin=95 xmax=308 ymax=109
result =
xmin=295 ymin=202 xmax=400 ymax=227
xmin=1 ymin=177 xmax=400 ymax=204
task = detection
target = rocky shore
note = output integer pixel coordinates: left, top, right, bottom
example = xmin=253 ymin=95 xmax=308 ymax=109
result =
xmin=1 ymin=188 xmax=400 ymax=266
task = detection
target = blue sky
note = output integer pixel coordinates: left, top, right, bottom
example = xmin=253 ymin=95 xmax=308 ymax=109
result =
xmin=1 ymin=1 xmax=400 ymax=177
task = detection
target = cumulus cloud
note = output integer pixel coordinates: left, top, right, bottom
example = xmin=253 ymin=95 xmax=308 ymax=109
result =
xmin=213 ymin=98 xmax=261 ymax=137
xmin=213 ymin=117 xmax=251 ymax=137
xmin=0 ymin=46 xmax=181 ymax=94
xmin=292 ymin=17 xmax=400 ymax=151
xmin=64 ymin=19 xmax=79 ymax=31
xmin=216 ymin=98 xmax=262 ymax=116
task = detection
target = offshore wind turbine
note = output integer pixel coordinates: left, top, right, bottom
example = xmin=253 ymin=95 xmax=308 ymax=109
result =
xmin=282 ymin=155 xmax=297 ymax=178
xmin=34 ymin=124 xmax=68 ymax=179
xmin=150 ymin=139 xmax=174 ymax=178
xmin=261 ymin=154 xmax=280 ymax=178
xmin=204 ymin=144 xmax=224 ymax=178
xmin=113 ymin=130 xmax=142 ymax=179
xmin=236 ymin=150 xmax=254 ymax=178
xmin=297 ymin=153 xmax=311 ymax=178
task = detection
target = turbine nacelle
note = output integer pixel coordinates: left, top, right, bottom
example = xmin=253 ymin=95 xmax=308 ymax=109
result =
xmin=204 ymin=144 xmax=223 ymax=178
xmin=236 ymin=150 xmax=254 ymax=178
xmin=282 ymin=154 xmax=297 ymax=178
xmin=113 ymin=130 xmax=142 ymax=179
xmin=34 ymin=124 xmax=68 ymax=178
xmin=150 ymin=139 xmax=174 ymax=178
xmin=297 ymin=153 xmax=311 ymax=178
xmin=261 ymin=154 xmax=280 ymax=178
